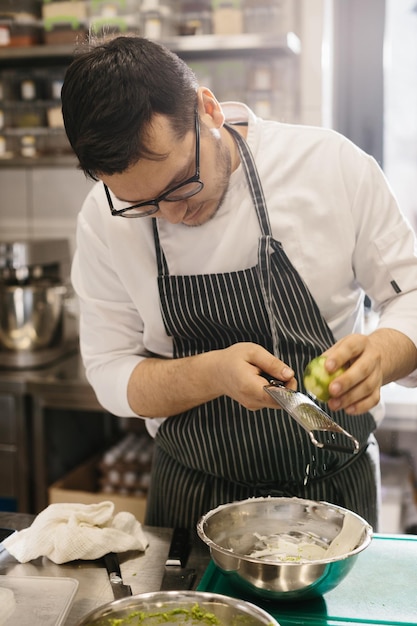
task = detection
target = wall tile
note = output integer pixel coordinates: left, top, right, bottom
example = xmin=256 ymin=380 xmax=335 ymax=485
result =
xmin=30 ymin=167 xmax=95 ymax=253
xmin=31 ymin=167 xmax=94 ymax=223
xmin=0 ymin=168 xmax=30 ymax=239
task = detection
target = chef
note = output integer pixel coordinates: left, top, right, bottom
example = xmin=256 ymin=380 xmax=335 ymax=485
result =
xmin=61 ymin=36 xmax=417 ymax=530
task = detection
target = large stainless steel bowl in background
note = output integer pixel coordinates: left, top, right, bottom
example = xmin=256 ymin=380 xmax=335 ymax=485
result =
xmin=197 ymin=496 xmax=373 ymax=601
xmin=0 ymin=282 xmax=66 ymax=351
xmin=76 ymin=591 xmax=280 ymax=626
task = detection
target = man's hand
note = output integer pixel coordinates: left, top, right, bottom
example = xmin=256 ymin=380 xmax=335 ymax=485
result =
xmin=323 ymin=329 xmax=417 ymax=415
xmin=213 ymin=342 xmax=296 ymax=410
xmin=127 ymin=342 xmax=296 ymax=417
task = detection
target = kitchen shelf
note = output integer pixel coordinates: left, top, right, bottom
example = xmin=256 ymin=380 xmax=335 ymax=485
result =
xmin=0 ymin=45 xmax=74 ymax=67
xmin=159 ymin=32 xmax=300 ymax=57
xmin=0 ymin=32 xmax=300 ymax=62
xmin=0 ymin=154 xmax=76 ymax=167
xmin=3 ymin=126 xmax=64 ymax=135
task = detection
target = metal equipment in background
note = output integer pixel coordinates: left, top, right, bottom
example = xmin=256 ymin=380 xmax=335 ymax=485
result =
xmin=0 ymin=238 xmax=78 ymax=369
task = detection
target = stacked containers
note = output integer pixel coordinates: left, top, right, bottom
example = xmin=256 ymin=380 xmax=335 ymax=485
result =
xmin=42 ymin=1 xmax=88 ymax=44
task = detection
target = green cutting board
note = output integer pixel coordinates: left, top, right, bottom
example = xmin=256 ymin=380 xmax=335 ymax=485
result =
xmin=197 ymin=534 xmax=417 ymax=625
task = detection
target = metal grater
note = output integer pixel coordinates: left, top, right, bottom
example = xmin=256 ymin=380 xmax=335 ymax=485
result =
xmin=263 ymin=376 xmax=360 ymax=454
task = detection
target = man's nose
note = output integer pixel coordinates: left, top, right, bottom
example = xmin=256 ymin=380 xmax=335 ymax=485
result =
xmin=157 ymin=200 xmax=188 ymax=224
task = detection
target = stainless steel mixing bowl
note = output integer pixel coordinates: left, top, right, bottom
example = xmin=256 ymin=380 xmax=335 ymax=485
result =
xmin=197 ymin=496 xmax=373 ymax=601
xmin=0 ymin=283 xmax=66 ymax=351
xmin=76 ymin=591 xmax=280 ymax=626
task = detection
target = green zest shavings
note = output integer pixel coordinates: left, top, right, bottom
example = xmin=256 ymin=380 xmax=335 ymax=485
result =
xmin=190 ymin=604 xmax=220 ymax=623
xmin=91 ymin=603 xmax=222 ymax=625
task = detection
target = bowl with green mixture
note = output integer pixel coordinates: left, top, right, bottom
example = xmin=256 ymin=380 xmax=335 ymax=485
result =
xmin=76 ymin=590 xmax=279 ymax=626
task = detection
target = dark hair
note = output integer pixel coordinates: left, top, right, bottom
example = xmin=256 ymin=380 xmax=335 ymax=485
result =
xmin=61 ymin=36 xmax=198 ymax=180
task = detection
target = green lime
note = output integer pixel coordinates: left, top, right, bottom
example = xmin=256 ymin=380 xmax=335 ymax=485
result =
xmin=303 ymin=355 xmax=346 ymax=402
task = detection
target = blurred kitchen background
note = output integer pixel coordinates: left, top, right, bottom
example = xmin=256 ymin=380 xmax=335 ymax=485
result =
xmin=0 ymin=0 xmax=416 ymax=534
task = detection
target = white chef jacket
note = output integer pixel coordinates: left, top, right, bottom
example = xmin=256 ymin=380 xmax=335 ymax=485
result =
xmin=71 ymin=102 xmax=417 ymax=431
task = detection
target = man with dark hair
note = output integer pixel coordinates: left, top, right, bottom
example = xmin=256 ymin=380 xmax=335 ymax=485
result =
xmin=62 ymin=36 xmax=417 ymax=530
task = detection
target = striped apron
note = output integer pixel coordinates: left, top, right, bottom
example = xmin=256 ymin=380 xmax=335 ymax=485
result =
xmin=145 ymin=124 xmax=380 ymax=530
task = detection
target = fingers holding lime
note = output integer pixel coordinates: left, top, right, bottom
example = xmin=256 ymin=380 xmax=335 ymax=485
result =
xmin=303 ymin=355 xmax=346 ymax=402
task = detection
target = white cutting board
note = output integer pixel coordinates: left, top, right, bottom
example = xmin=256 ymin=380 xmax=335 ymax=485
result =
xmin=0 ymin=575 xmax=78 ymax=626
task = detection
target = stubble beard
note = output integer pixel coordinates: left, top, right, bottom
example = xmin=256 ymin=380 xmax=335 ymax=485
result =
xmin=184 ymin=131 xmax=232 ymax=227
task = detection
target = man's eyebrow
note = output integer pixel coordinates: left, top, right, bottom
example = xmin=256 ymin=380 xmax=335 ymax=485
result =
xmin=114 ymin=162 xmax=191 ymax=204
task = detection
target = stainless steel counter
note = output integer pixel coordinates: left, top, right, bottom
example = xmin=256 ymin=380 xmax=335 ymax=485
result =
xmin=0 ymin=513 xmax=211 ymax=626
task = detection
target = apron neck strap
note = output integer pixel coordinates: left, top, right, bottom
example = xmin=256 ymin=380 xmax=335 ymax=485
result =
xmin=152 ymin=217 xmax=168 ymax=276
xmin=225 ymin=123 xmax=272 ymax=238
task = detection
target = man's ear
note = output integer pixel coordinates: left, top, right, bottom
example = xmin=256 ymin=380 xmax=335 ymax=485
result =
xmin=197 ymin=86 xmax=225 ymax=129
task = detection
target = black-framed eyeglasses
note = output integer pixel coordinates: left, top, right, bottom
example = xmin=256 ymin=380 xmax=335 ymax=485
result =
xmin=104 ymin=108 xmax=203 ymax=218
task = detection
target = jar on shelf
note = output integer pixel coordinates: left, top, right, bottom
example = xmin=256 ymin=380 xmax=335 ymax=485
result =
xmin=0 ymin=133 xmax=14 ymax=159
xmin=50 ymin=78 xmax=64 ymax=101
xmin=211 ymin=0 xmax=244 ymax=35
xmin=20 ymin=78 xmax=37 ymax=101
xmin=0 ymin=134 xmax=7 ymax=157
xmin=16 ymin=73 xmax=46 ymax=101
xmin=47 ymin=106 xmax=64 ymax=129
xmin=20 ymin=134 xmax=37 ymax=157
xmin=178 ymin=0 xmax=212 ymax=35
xmin=140 ymin=2 xmax=178 ymax=39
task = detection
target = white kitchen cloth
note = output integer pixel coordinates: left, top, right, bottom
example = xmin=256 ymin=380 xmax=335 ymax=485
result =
xmin=2 ymin=501 xmax=148 ymax=564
